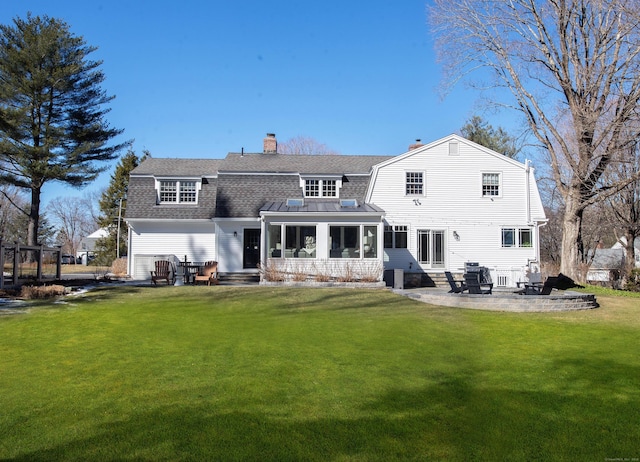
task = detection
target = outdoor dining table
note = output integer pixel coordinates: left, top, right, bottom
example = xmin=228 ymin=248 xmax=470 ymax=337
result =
xmin=178 ymin=261 xmax=203 ymax=284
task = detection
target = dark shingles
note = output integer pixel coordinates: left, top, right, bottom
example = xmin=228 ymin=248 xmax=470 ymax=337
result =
xmin=221 ymin=153 xmax=392 ymax=174
xmin=130 ymin=158 xmax=224 ymax=176
xmin=127 ymin=152 xmax=393 ymax=219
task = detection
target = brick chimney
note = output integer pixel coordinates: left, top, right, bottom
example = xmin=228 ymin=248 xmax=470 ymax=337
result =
xmin=263 ymin=133 xmax=277 ymax=153
xmin=409 ymin=139 xmax=424 ymax=151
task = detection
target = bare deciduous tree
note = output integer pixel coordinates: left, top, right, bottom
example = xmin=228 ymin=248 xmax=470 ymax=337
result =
xmin=0 ymin=186 xmax=28 ymax=242
xmin=602 ymin=140 xmax=640 ymax=278
xmin=430 ymin=0 xmax=640 ymax=281
xmin=46 ymin=194 xmax=99 ymax=256
xmin=277 ymin=136 xmax=340 ymax=155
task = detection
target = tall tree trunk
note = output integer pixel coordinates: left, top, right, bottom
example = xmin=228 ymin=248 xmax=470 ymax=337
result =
xmin=560 ymin=193 xmax=585 ymax=282
xmin=27 ymin=187 xmax=41 ymax=247
xmin=624 ymin=231 xmax=637 ymax=278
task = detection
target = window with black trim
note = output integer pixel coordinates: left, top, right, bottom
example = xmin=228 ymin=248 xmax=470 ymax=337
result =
xmin=384 ymin=225 xmax=408 ymax=249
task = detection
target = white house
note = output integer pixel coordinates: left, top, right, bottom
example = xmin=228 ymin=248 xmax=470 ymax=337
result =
xmin=77 ymin=228 xmax=109 ymax=264
xmin=125 ymin=134 xmax=547 ymax=287
xmin=587 ymin=237 xmax=640 ymax=284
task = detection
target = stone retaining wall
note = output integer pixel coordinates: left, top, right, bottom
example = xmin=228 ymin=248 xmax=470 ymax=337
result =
xmin=413 ymin=290 xmax=598 ymax=312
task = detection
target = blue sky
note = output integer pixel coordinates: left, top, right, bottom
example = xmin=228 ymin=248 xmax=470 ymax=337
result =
xmin=2 ymin=1 xmax=512 ymax=206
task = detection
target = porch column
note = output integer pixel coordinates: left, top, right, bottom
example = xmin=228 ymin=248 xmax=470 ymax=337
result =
xmin=259 ymin=215 xmax=267 ymax=280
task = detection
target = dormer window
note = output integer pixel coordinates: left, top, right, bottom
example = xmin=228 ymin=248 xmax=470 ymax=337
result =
xmin=157 ymin=179 xmax=200 ymax=204
xmin=301 ymin=177 xmax=341 ymax=198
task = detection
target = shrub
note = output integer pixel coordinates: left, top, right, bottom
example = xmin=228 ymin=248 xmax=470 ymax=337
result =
xmin=111 ymin=258 xmax=128 ymax=277
xmin=259 ymin=261 xmax=286 ymax=282
xmin=20 ymin=284 xmax=67 ymax=300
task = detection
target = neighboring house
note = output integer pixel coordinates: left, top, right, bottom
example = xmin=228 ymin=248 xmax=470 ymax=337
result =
xmin=77 ymin=228 xmax=109 ymax=264
xmin=125 ymin=134 xmax=547 ymax=286
xmin=587 ymin=237 xmax=640 ymax=284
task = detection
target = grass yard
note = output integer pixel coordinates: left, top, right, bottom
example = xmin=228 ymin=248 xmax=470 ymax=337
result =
xmin=0 ymin=286 xmax=638 ymax=461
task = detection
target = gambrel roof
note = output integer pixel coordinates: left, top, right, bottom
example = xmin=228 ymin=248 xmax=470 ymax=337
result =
xmin=131 ymin=158 xmax=223 ymax=177
xmin=221 ymin=153 xmax=392 ymax=174
xmin=126 ymin=152 xmax=392 ymax=220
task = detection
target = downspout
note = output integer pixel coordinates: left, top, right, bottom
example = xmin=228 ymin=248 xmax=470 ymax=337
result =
xmin=536 ymin=221 xmax=547 ymax=264
xmin=525 ymin=159 xmax=532 ymax=225
xmin=259 ymin=214 xmax=267 ymax=282
xmin=127 ymin=225 xmax=133 ymax=277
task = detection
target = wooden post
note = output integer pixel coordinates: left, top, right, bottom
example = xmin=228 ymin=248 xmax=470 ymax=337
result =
xmin=13 ymin=244 xmax=19 ymax=286
xmin=56 ymin=247 xmax=62 ymax=280
xmin=37 ymin=244 xmax=44 ymax=282
xmin=0 ymin=240 xmax=4 ymax=290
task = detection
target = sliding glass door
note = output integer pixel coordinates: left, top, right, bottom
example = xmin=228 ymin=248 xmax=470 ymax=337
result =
xmin=417 ymin=229 xmax=445 ymax=268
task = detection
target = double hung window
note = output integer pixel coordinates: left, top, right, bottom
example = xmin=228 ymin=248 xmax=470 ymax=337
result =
xmin=482 ymin=173 xmax=501 ymax=197
xmin=405 ymin=172 xmax=423 ymax=195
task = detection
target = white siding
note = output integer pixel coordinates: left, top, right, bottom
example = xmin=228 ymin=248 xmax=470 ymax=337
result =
xmin=129 ymin=221 xmax=216 ymax=280
xmin=369 ymin=136 xmax=545 ymax=282
xmin=216 ymin=219 xmax=260 ymax=273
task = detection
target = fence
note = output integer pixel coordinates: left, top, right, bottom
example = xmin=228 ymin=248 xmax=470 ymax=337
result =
xmin=0 ymin=242 xmax=63 ymax=289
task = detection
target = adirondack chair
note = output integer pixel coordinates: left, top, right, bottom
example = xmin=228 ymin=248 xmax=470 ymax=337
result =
xmin=463 ymin=272 xmax=493 ymax=294
xmin=445 ymin=271 xmax=466 ymax=293
xmin=194 ymin=261 xmax=219 ymax=286
xmin=151 ymin=260 xmax=175 ymax=285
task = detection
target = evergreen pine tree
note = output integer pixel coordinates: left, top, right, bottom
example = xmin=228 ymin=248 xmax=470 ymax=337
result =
xmin=94 ymin=149 xmax=149 ymax=265
xmin=0 ymin=14 xmax=127 ymax=247
xmin=460 ymin=116 xmax=519 ymax=158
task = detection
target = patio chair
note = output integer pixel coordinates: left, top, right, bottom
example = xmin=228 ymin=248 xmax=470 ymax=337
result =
xmin=151 ymin=260 xmax=175 ymax=285
xmin=445 ymin=271 xmax=466 ymax=293
xmin=194 ymin=261 xmax=219 ymax=286
xmin=525 ymin=276 xmax=558 ymax=295
xmin=464 ymin=272 xmax=493 ymax=294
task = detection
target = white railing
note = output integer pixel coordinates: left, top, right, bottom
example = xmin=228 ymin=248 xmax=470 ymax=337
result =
xmin=489 ymin=267 xmax=528 ymax=288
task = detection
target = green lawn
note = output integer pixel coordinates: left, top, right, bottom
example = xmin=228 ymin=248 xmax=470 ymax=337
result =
xmin=1 ymin=286 xmax=638 ymax=461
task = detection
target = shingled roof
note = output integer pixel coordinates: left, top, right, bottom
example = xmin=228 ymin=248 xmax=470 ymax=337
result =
xmin=220 ymin=153 xmax=393 ymax=174
xmin=127 ymin=152 xmax=395 ymax=220
xmin=130 ymin=153 xmax=393 ymax=177
xmin=130 ymin=158 xmax=223 ymax=176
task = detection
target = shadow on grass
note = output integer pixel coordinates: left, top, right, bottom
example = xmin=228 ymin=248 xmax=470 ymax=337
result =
xmin=8 ymin=371 xmax=638 ymax=461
